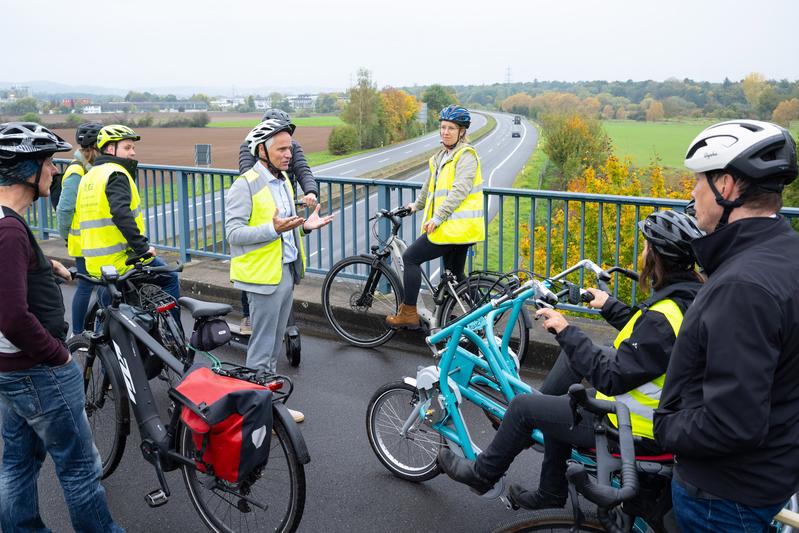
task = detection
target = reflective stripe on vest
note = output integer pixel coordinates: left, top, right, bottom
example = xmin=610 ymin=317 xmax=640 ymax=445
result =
xmin=75 ymin=162 xmax=145 ymax=277
xmin=63 ymin=162 xmax=86 ymax=257
xmin=229 ymin=169 xmax=305 ymax=285
xmin=423 ymin=145 xmax=485 ymax=245
xmin=595 ymin=299 xmax=683 ymax=440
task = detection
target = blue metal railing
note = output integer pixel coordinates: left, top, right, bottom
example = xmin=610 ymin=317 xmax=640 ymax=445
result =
xmin=42 ymin=160 xmax=799 ymax=306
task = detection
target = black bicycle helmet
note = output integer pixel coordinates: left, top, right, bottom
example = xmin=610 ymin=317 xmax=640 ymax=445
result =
xmin=0 ymin=122 xmax=72 ymax=161
xmin=75 ymin=122 xmax=104 ymax=149
xmin=261 ymin=108 xmax=291 ymax=123
xmin=638 ymin=210 xmax=704 ymax=265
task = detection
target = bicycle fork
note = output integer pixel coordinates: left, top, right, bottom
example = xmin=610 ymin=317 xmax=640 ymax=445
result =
xmin=402 ymin=366 xmax=508 ymax=501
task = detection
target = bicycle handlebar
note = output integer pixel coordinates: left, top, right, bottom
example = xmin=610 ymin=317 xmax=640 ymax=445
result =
xmin=70 ymin=261 xmax=183 ymax=288
xmin=565 ymin=384 xmax=639 ymax=509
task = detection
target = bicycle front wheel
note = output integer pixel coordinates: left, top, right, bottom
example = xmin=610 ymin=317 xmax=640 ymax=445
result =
xmin=322 ymin=255 xmax=403 ymax=348
xmin=180 ymin=412 xmax=306 ymax=533
xmin=437 ymin=276 xmax=531 ymax=364
xmin=366 ymin=381 xmax=443 ymax=482
xmin=68 ymin=334 xmax=129 ymax=479
xmin=490 ymin=509 xmax=606 ymax=532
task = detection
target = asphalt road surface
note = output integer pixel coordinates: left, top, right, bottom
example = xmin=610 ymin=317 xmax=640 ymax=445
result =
xmin=7 ymin=284 xmax=553 ymax=533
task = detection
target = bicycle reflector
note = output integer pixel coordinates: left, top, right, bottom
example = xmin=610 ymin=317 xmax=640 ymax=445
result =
xmin=157 ymin=301 xmax=177 ymax=314
xmin=265 ymin=379 xmax=285 ymax=392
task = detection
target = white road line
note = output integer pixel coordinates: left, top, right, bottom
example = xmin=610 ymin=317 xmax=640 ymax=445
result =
xmin=404 ymin=150 xmax=413 ymax=154
xmin=486 ymin=121 xmax=528 ymax=213
xmin=378 ymin=158 xmax=390 ymax=163
xmin=487 ymin=148 xmax=493 ymax=153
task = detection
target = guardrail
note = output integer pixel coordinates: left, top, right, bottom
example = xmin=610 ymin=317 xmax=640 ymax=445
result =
xmin=41 ymin=160 xmax=799 ymax=306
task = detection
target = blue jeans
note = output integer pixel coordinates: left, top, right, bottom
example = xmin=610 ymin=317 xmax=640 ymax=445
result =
xmin=672 ymin=477 xmax=785 ymax=533
xmin=72 ymin=257 xmax=95 ymax=335
xmin=0 ymin=360 xmax=123 ymax=532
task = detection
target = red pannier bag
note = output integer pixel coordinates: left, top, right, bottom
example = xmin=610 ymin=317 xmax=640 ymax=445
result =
xmin=173 ymin=365 xmax=273 ymax=483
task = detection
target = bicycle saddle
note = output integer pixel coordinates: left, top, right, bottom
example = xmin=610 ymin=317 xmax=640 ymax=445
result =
xmin=178 ymin=297 xmax=232 ymax=318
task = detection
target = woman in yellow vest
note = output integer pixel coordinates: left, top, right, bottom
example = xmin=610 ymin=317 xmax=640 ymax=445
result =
xmin=437 ymin=210 xmax=704 ymax=511
xmin=55 ymin=122 xmax=102 ymax=335
xmin=386 ymin=105 xmax=485 ymax=328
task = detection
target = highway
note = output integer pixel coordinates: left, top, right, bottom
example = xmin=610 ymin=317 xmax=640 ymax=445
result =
xmin=304 ymin=111 xmax=539 ymax=274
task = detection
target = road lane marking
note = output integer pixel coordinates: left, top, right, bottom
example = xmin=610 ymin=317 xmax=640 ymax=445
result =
xmin=378 ymin=158 xmax=390 ymax=163
xmin=486 ymin=121 xmax=529 ymax=213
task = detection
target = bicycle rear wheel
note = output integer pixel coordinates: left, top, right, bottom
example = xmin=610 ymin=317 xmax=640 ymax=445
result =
xmin=322 ymin=255 xmax=403 ymax=348
xmin=437 ymin=276 xmax=531 ymax=364
xmin=366 ymin=381 xmax=443 ymax=482
xmin=68 ymin=335 xmax=129 ymax=479
xmin=180 ymin=411 xmax=306 ymax=533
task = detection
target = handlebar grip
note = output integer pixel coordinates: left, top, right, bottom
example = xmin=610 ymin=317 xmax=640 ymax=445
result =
xmin=126 ymin=252 xmax=153 ymax=266
xmin=580 ymin=290 xmax=595 ymax=303
xmin=596 ymin=279 xmax=610 ymax=293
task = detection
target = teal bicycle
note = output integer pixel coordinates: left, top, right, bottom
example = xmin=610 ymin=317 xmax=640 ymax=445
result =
xmin=366 ymin=260 xmax=799 ymax=532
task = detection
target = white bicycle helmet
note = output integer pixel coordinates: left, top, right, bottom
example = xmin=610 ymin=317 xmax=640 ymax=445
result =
xmin=0 ymin=122 xmax=72 ymax=161
xmin=245 ymin=119 xmax=296 ymax=157
xmin=684 ymin=119 xmax=797 ymax=187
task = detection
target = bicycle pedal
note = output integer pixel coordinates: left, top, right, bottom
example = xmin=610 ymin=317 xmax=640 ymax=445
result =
xmin=144 ymin=489 xmax=169 ymax=507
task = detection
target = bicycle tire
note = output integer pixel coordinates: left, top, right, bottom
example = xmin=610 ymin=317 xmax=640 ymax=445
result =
xmin=437 ymin=276 xmax=531 ymax=364
xmin=490 ymin=509 xmax=606 ymax=533
xmin=68 ymin=334 xmax=129 ymax=479
xmin=366 ymin=381 xmax=443 ymax=482
xmin=322 ymin=255 xmax=403 ymax=348
xmin=180 ymin=410 xmax=306 ymax=533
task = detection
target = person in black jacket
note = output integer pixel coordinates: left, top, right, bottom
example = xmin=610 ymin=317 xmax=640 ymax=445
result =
xmin=653 ymin=120 xmax=799 ymax=532
xmin=237 ymin=108 xmax=319 ymax=335
xmin=437 ymin=210 xmax=703 ymax=510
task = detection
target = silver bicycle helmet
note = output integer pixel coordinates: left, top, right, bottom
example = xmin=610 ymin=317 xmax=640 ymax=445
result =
xmin=0 ymin=122 xmax=72 ymax=161
xmin=639 ymin=210 xmax=704 ymax=265
xmin=245 ymin=119 xmax=296 ymax=157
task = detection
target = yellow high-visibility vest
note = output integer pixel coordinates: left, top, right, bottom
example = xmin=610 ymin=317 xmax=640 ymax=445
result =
xmin=423 ymin=145 xmax=485 ymax=245
xmin=74 ymin=162 xmax=146 ymax=277
xmin=62 ymin=161 xmax=86 ymax=257
xmin=595 ymin=299 xmax=684 ymax=440
xmin=230 ymin=169 xmax=305 ymax=285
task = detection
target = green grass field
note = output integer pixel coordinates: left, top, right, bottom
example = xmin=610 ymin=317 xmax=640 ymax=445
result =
xmin=601 ymin=120 xmax=717 ymax=169
xmin=207 ymin=116 xmax=344 ymax=128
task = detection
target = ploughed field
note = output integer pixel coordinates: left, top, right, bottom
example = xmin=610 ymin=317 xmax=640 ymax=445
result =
xmin=52 ymin=126 xmax=332 ymax=169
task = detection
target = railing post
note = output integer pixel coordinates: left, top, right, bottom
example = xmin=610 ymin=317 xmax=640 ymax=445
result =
xmin=38 ymin=198 xmax=50 ymax=240
xmin=377 ymin=183 xmax=391 ymax=245
xmin=176 ymin=170 xmax=191 ymax=263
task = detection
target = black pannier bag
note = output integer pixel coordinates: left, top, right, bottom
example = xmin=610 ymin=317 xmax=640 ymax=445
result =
xmin=172 ymin=365 xmax=273 ymax=483
xmin=190 ymin=318 xmax=232 ymax=351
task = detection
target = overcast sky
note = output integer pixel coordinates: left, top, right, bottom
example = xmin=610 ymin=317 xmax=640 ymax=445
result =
xmin=3 ymin=0 xmax=797 ymax=94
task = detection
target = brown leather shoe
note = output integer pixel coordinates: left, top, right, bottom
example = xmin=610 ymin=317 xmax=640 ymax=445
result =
xmin=386 ymin=304 xmax=420 ymax=329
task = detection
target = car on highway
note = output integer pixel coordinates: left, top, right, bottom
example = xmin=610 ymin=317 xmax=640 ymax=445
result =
xmin=513 ymin=115 xmax=522 ymax=125
xmin=511 ymin=127 xmax=521 ymax=138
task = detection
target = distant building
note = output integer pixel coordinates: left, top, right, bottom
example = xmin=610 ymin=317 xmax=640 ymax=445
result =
xmin=287 ymin=94 xmax=316 ymax=111
xmin=82 ymin=105 xmax=102 ymax=114
xmin=103 ymin=101 xmax=208 ymax=113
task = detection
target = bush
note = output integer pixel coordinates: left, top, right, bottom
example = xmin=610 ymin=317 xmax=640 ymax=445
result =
xmin=64 ymin=114 xmax=84 ymax=127
xmin=21 ymin=112 xmax=40 ymax=123
xmin=328 ymin=125 xmax=358 ymax=155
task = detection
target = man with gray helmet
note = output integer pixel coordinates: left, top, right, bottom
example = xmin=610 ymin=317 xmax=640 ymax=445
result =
xmin=225 ymin=118 xmax=333 ymax=423
xmin=237 ymin=108 xmax=319 ymax=335
xmin=654 ymin=120 xmax=799 ymax=531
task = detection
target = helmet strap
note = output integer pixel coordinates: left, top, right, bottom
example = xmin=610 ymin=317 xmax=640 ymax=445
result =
xmin=706 ymin=174 xmax=744 ymax=230
xmin=257 ymin=145 xmax=283 ymax=178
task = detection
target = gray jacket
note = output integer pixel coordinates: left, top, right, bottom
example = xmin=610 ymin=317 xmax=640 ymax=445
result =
xmin=414 ymin=141 xmax=479 ymax=225
xmin=225 ymin=162 xmax=305 ymax=295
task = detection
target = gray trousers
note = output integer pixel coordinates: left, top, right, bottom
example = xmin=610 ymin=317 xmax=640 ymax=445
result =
xmin=246 ymin=265 xmax=294 ymax=373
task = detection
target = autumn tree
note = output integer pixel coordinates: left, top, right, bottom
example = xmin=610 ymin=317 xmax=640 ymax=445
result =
xmin=772 ymin=98 xmax=799 ymax=127
xmin=341 ymin=68 xmax=383 ymax=149
xmin=379 ymin=87 xmax=420 ymax=143
xmin=646 ymin=100 xmax=665 ymax=121
xmin=315 ymin=93 xmax=339 ymax=114
xmin=601 ymin=105 xmax=615 ymax=120
xmin=742 ymin=72 xmax=768 ymax=114
xmin=501 ymin=93 xmax=535 ymax=116
xmin=540 ymin=113 xmax=611 ymax=188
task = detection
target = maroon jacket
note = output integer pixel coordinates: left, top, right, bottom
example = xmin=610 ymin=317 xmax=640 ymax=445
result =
xmin=0 ymin=208 xmax=68 ymax=371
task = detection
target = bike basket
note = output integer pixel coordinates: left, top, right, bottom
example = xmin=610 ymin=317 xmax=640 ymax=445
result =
xmin=172 ymin=365 xmax=274 ymax=483
xmin=190 ymin=318 xmax=232 ymax=352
